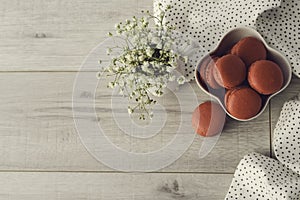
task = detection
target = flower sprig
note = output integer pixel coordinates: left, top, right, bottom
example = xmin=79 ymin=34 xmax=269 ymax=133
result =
xmin=98 ymin=3 xmax=187 ymax=120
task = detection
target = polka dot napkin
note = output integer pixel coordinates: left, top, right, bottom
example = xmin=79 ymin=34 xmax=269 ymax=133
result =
xmin=274 ymin=94 xmax=300 ymax=175
xmin=154 ymin=0 xmax=300 ymax=81
xmin=225 ymin=153 xmax=300 ymax=199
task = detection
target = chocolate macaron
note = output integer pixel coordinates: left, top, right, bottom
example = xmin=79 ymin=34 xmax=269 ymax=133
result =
xmin=231 ymin=37 xmax=267 ymax=66
xmin=248 ymin=60 xmax=284 ymax=95
xmin=192 ymin=101 xmax=226 ymax=137
xmin=199 ymin=56 xmax=221 ymax=89
xmin=214 ymin=54 xmax=246 ymax=89
xmin=199 ymin=56 xmax=213 ymax=83
xmin=225 ymin=87 xmax=262 ymax=119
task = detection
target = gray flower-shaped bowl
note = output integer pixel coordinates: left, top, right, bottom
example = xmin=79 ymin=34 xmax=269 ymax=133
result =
xmin=195 ymin=26 xmax=292 ymax=122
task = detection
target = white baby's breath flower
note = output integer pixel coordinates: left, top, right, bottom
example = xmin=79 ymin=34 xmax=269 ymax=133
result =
xmin=116 ymin=29 xmax=122 ymax=34
xmin=166 ymin=65 xmax=174 ymax=73
xmin=119 ymin=89 xmax=124 ymax=95
xmin=100 ymin=5 xmax=188 ymax=120
xmin=147 ymin=77 xmax=156 ymax=85
xmin=129 ymin=23 xmax=135 ymax=30
xmin=107 ymin=67 xmax=114 ymax=73
xmin=161 ymin=82 xmax=167 ymax=88
xmin=125 ymin=54 xmax=132 ymax=62
xmin=155 ymin=90 xmax=163 ymax=97
xmin=142 ymin=21 xmax=149 ymax=28
xmin=115 ymin=23 xmax=120 ymax=29
xmin=143 ymin=61 xmax=150 ymax=68
xmin=113 ymin=65 xmax=119 ymax=71
xmin=138 ymin=74 xmax=148 ymax=83
xmin=169 ymin=49 xmax=175 ymax=55
xmin=160 ymin=11 xmax=165 ymax=18
xmin=166 ymin=5 xmax=172 ymax=9
xmin=106 ymin=48 xmax=112 ymax=55
xmin=156 ymin=42 xmax=163 ymax=49
xmin=141 ymin=63 xmax=148 ymax=72
xmin=148 ymin=32 xmax=153 ymax=39
xmin=169 ymin=60 xmax=177 ymax=68
xmin=169 ymin=74 xmax=176 ymax=81
xmin=118 ymin=78 xmax=125 ymax=87
xmin=108 ymin=82 xmax=115 ymax=88
xmin=142 ymin=17 xmax=148 ymax=24
xmin=127 ymin=74 xmax=135 ymax=82
xmin=140 ymin=38 xmax=148 ymax=45
xmin=132 ymin=35 xmax=139 ymax=42
xmin=148 ymin=69 xmax=155 ymax=75
xmin=149 ymin=112 xmax=154 ymax=119
xmin=152 ymin=36 xmax=161 ymax=45
xmin=149 ymin=32 xmax=159 ymax=39
xmin=161 ymin=75 xmax=169 ymax=83
xmin=128 ymin=108 xmax=133 ymax=114
xmin=119 ymin=57 xmax=125 ymax=64
xmin=96 ymin=71 xmax=102 ymax=79
xmin=138 ymin=55 xmax=145 ymax=62
xmin=183 ymin=56 xmax=189 ymax=63
xmin=146 ymin=48 xmax=154 ymax=57
xmin=177 ymin=75 xmax=186 ymax=85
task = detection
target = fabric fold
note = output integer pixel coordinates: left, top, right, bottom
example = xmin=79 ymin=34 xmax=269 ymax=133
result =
xmin=225 ymin=153 xmax=300 ymax=200
xmin=274 ymin=94 xmax=300 ymax=175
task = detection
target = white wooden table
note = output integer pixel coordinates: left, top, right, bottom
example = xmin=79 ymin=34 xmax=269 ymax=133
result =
xmin=0 ymin=0 xmax=299 ymax=199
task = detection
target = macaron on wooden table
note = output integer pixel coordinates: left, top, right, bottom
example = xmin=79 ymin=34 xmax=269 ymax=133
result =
xmin=0 ymin=1 xmax=299 ymax=200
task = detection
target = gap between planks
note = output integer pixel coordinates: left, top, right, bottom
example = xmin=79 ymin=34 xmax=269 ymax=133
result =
xmin=0 ymin=170 xmax=234 ymax=175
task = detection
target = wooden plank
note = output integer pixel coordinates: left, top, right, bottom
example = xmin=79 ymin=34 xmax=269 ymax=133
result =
xmin=0 ymin=0 xmax=152 ymax=71
xmin=0 ymin=72 xmax=270 ymax=172
xmin=270 ymin=77 xmax=300 ymax=157
xmin=0 ymin=172 xmax=232 ymax=200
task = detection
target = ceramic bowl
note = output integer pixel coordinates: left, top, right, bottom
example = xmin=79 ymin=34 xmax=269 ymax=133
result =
xmin=195 ymin=26 xmax=292 ymax=121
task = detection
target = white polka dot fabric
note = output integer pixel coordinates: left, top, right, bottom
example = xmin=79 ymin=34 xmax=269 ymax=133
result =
xmin=225 ymin=153 xmax=300 ymax=199
xmin=154 ymin=0 xmax=300 ymax=81
xmin=274 ymin=94 xmax=300 ymax=175
xmin=256 ymin=0 xmax=300 ymax=78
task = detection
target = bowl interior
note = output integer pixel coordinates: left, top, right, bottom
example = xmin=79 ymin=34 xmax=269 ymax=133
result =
xmin=195 ymin=27 xmax=292 ymax=122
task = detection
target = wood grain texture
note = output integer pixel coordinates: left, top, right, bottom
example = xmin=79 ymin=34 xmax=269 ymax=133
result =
xmin=270 ymin=77 xmax=300 ymax=157
xmin=0 ymin=0 xmax=285 ymax=198
xmin=0 ymin=0 xmax=152 ymax=71
xmin=0 ymin=72 xmax=270 ymax=172
xmin=0 ymin=172 xmax=232 ymax=200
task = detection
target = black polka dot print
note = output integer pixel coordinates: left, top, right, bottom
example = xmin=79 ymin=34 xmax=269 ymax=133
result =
xmin=256 ymin=0 xmax=300 ymax=78
xmin=274 ymin=94 xmax=300 ymax=175
xmin=225 ymin=153 xmax=300 ymax=199
xmin=154 ymin=0 xmax=285 ymax=81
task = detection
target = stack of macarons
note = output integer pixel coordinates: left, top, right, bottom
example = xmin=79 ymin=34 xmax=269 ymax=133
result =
xmin=198 ymin=37 xmax=284 ymax=120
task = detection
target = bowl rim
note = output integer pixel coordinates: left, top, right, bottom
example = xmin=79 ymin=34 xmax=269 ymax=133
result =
xmin=194 ymin=26 xmax=292 ymax=122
